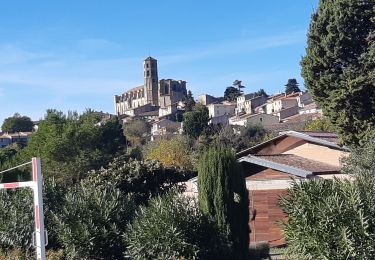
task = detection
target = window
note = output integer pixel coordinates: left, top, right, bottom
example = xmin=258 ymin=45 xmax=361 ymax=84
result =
xmin=146 ymin=63 xmax=149 ymax=68
xmin=146 ymin=71 xmax=150 ymax=77
xmin=260 ymin=117 xmax=263 ymax=122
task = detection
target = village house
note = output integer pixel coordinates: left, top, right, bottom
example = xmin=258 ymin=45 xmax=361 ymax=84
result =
xmin=0 ymin=132 xmax=32 ymax=148
xmin=229 ymin=113 xmax=279 ymax=127
xmin=236 ymin=94 xmax=267 ymax=114
xmin=207 ymin=103 xmax=236 ymax=125
xmin=237 ymin=131 xmax=350 ymax=246
xmin=265 ymin=96 xmax=298 ymax=115
xmin=197 ymin=94 xmax=223 ymax=106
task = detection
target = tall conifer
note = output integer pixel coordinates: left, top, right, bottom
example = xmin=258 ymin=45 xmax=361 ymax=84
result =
xmin=301 ymin=0 xmax=375 ymax=145
xmin=198 ymin=147 xmax=249 ymax=259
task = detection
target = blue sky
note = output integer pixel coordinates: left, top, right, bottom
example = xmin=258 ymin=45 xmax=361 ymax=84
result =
xmin=0 ymin=0 xmax=318 ymax=125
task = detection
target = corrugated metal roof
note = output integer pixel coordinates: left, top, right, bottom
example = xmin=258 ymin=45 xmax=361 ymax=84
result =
xmin=239 ymin=154 xmax=341 ymax=178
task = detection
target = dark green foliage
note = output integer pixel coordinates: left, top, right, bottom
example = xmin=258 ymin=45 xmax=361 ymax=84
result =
xmin=4 ymin=109 xmax=126 ymax=183
xmin=301 ymin=0 xmax=375 ymax=145
xmin=87 ymin=155 xmax=195 ymax=204
xmin=183 ymin=103 xmax=210 ymax=139
xmin=249 ymin=241 xmax=270 ymax=260
xmin=233 ymin=79 xmax=246 ymax=91
xmin=183 ymin=90 xmax=196 ymax=112
xmin=125 ymin=190 xmax=231 ymax=260
xmin=284 ymin=78 xmax=300 ymax=95
xmin=224 ymin=86 xmax=242 ymax=102
xmin=280 ymin=140 xmax=375 ymax=259
xmin=53 ymin=177 xmax=135 ymax=260
xmin=0 ymin=143 xmax=23 ymax=165
xmin=1 ymin=113 xmax=33 ymax=133
xmin=255 ymin=88 xmax=268 ymax=97
xmin=198 ymin=147 xmax=249 ymax=259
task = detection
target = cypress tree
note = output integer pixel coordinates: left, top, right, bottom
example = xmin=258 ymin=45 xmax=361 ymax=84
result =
xmin=301 ymin=0 xmax=375 ymax=146
xmin=198 ymin=146 xmax=249 ymax=259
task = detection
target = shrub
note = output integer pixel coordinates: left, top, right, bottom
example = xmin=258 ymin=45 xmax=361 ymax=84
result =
xmin=52 ymin=177 xmax=135 ymax=260
xmin=87 ymin=155 xmax=195 ymax=204
xmin=280 ymin=139 xmax=375 ymax=259
xmin=144 ymin=135 xmax=194 ymax=169
xmin=125 ymin=190 xmax=231 ymax=260
xmin=0 ymin=188 xmax=34 ymax=251
xmin=280 ymin=178 xmax=375 ymax=259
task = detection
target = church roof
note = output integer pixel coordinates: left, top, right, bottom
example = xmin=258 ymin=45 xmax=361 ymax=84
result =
xmin=123 ymin=85 xmax=144 ymax=94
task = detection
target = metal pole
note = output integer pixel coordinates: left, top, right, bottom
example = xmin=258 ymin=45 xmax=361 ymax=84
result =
xmin=31 ymin=157 xmax=46 ymax=260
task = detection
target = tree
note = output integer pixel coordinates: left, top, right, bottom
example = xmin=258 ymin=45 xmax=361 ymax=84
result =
xmin=224 ymin=86 xmax=242 ymax=102
xmin=1 ymin=113 xmax=33 ymax=132
xmin=255 ymin=88 xmax=268 ymax=97
xmin=4 ymin=109 xmax=126 ymax=183
xmin=183 ymin=103 xmax=210 ymax=138
xmin=233 ymin=79 xmax=246 ymax=91
xmin=301 ymin=0 xmax=375 ymax=146
xmin=284 ymin=79 xmax=301 ymax=95
xmin=198 ymin=147 xmax=249 ymax=259
xmin=214 ymin=124 xmax=269 ymax=152
xmin=123 ymin=118 xmax=150 ymax=147
xmin=183 ymin=90 xmax=196 ymax=112
xmin=144 ymin=136 xmax=194 ymax=169
xmin=304 ymin=118 xmax=335 ymax=132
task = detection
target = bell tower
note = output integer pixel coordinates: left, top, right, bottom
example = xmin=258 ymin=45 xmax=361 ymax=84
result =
xmin=144 ymin=57 xmax=159 ymax=106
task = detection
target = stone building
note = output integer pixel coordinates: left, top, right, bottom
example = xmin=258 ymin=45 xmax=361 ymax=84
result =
xmin=114 ymin=57 xmax=187 ymax=117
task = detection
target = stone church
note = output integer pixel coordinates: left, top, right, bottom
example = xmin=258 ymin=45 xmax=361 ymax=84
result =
xmin=114 ymin=57 xmax=187 ymax=118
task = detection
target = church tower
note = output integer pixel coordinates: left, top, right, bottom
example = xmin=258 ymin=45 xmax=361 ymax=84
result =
xmin=144 ymin=57 xmax=159 ymax=106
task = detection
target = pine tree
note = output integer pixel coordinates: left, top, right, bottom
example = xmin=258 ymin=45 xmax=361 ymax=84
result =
xmin=284 ymin=79 xmax=301 ymax=95
xmin=301 ymin=0 xmax=375 ymax=146
xmin=198 ymin=146 xmax=249 ymax=259
xmin=183 ymin=90 xmax=195 ymax=112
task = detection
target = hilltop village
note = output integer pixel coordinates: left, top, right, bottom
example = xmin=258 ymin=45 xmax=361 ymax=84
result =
xmin=113 ymin=56 xmax=321 ymax=140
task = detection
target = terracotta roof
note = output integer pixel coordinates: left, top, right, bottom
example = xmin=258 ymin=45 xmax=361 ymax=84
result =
xmin=281 ymin=112 xmax=322 ymax=122
xmin=138 ymin=110 xmax=159 ymax=117
xmin=300 ymin=102 xmax=318 ymax=111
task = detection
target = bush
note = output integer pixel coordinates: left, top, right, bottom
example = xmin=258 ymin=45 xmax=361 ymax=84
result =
xmin=280 ymin=178 xmax=375 ymax=259
xmin=52 ymin=177 xmax=135 ymax=260
xmin=0 ymin=188 xmax=34 ymax=251
xmin=144 ymin=135 xmax=195 ymax=169
xmin=88 ymin=155 xmax=195 ymax=204
xmin=280 ymin=139 xmax=375 ymax=259
xmin=125 ymin=190 xmax=231 ymax=260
